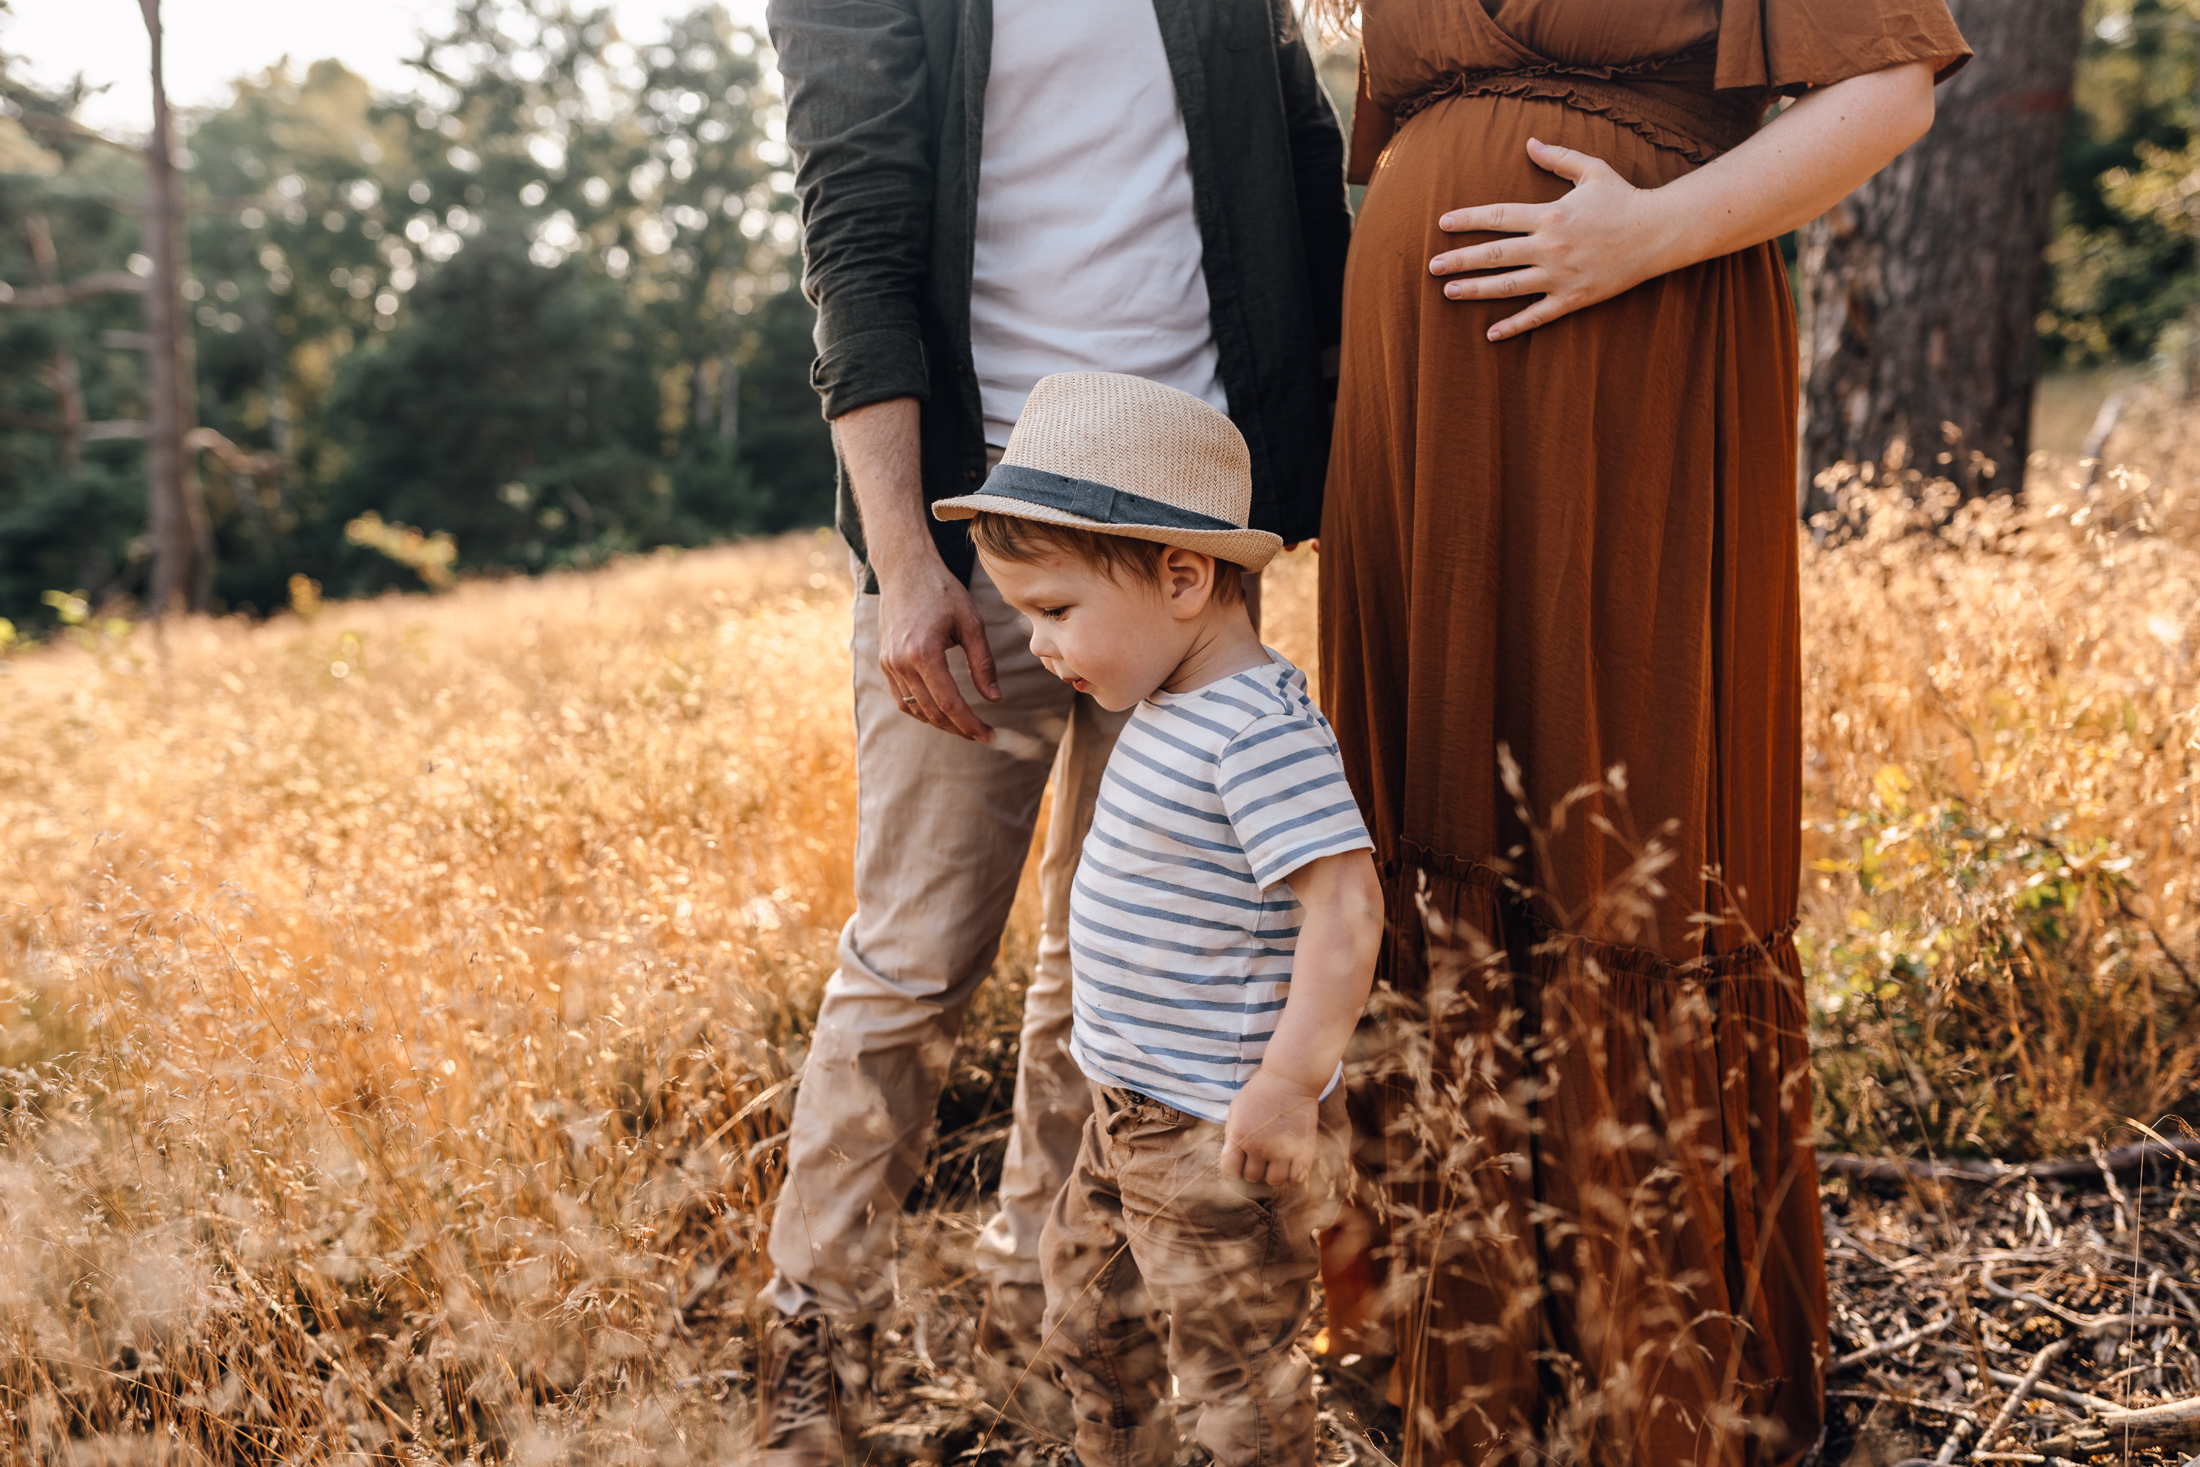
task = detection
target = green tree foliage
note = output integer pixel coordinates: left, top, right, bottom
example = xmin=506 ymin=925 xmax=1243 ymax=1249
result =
xmin=2041 ymin=0 xmax=2200 ymax=365
xmin=323 ymin=224 xmax=665 ymax=589
xmin=0 ymin=0 xmax=832 ymax=627
xmin=0 ymin=49 xmax=155 ymax=618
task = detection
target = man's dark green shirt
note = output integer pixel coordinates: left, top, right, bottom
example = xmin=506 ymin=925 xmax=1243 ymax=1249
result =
xmin=765 ymin=0 xmax=1353 ymax=585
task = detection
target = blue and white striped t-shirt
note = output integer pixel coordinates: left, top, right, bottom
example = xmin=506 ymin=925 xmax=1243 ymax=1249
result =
xmin=1068 ymin=652 xmax=1375 ymax=1122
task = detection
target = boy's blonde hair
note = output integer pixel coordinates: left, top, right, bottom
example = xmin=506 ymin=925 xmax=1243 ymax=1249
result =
xmin=969 ymin=511 xmax=1247 ymax=607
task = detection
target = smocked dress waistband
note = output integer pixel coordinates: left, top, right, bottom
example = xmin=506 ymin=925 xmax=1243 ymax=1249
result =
xmin=1389 ymin=42 xmax=1762 ymax=164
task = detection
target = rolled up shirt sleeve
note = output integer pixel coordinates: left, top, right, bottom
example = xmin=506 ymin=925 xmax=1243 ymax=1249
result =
xmin=766 ymin=0 xmax=936 ymax=419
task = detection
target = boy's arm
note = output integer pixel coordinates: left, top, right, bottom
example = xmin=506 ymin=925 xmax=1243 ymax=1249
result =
xmin=1222 ymin=848 xmax=1383 ymax=1187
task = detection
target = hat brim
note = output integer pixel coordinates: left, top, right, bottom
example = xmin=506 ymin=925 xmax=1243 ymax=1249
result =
xmin=933 ymin=492 xmax=1283 ymax=573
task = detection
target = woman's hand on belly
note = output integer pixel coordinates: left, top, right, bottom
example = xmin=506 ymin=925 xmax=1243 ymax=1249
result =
xmin=1428 ymin=136 xmax=1686 ymax=341
xmin=1426 ymin=61 xmax=1938 ymax=341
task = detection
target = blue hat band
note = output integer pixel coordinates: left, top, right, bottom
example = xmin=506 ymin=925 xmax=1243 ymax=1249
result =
xmin=976 ymin=464 xmax=1240 ymax=534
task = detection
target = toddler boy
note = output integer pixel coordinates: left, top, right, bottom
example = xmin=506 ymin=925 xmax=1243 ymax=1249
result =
xmin=932 ymin=372 xmax=1383 ymax=1467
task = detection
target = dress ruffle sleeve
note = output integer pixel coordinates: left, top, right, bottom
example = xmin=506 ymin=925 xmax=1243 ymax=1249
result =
xmin=1714 ymin=0 xmax=1971 ymax=94
xmin=1348 ymin=52 xmax=1395 ymax=186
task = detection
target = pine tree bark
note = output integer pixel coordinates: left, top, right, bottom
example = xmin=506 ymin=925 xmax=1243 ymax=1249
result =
xmin=140 ymin=0 xmax=212 ymax=615
xmin=1797 ymin=0 xmax=2085 ymax=516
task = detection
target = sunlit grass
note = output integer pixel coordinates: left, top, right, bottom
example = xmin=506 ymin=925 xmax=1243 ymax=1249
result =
xmin=0 ymin=435 xmax=2195 ymax=1455
xmin=1 ymin=534 xmax=869 ymax=1460
xmin=1802 ymin=431 xmax=2200 ymax=1158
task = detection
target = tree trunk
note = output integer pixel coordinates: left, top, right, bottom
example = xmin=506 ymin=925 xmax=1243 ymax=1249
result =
xmin=22 ymin=215 xmax=86 ymax=474
xmin=717 ymin=349 xmax=739 ymax=444
xmin=691 ymin=355 xmax=713 ymax=436
xmin=140 ymin=0 xmax=212 ymax=615
xmin=1797 ymin=0 xmax=2085 ymax=517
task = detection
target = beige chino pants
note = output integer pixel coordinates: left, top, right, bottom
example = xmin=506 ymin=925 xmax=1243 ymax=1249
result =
xmin=1042 ymin=1085 xmax=1347 ymax=1467
xmin=764 ymin=561 xmax=1126 ymax=1320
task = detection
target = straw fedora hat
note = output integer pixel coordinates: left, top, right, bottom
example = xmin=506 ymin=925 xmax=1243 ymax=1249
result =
xmin=931 ymin=371 xmax=1283 ymax=572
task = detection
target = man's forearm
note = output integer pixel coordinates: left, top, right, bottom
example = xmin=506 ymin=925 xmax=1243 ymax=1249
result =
xmin=834 ymin=396 xmax=937 ymax=582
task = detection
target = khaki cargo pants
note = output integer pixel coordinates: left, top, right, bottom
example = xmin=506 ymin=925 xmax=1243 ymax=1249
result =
xmin=764 ymin=561 xmax=1127 ymax=1320
xmin=1041 ymin=1085 xmax=1347 ymax=1467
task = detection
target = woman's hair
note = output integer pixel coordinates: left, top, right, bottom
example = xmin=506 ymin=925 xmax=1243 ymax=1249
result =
xmin=968 ymin=511 xmax=1246 ymax=607
xmin=1302 ymin=0 xmax=1358 ymax=39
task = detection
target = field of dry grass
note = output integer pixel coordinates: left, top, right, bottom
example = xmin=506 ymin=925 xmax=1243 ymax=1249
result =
xmin=1803 ymin=422 xmax=2200 ymax=1161
xmin=0 ymin=423 xmax=2196 ymax=1461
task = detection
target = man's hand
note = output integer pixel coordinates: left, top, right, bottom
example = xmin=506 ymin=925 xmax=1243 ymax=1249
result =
xmin=835 ymin=396 xmax=1003 ymax=741
xmin=1221 ymin=1067 xmax=1323 ymax=1188
xmin=878 ymin=557 xmax=1001 ymax=741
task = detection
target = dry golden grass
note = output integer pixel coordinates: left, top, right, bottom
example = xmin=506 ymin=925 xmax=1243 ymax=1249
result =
xmin=1 ymin=535 xmax=872 ymax=1461
xmin=1802 ymin=426 xmax=2200 ymax=1159
xmin=0 ymin=438 xmax=2194 ymax=1459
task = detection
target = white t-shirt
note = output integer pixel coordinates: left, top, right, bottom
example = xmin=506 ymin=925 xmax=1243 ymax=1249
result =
xmin=970 ymin=0 xmax=1228 ymax=449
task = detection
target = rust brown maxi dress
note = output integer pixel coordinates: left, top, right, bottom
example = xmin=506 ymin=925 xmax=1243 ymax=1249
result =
xmin=1318 ymin=4 xmax=1968 ymax=1464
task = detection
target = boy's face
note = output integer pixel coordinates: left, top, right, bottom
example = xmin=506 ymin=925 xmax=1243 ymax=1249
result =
xmin=983 ymin=546 xmax=1203 ymax=711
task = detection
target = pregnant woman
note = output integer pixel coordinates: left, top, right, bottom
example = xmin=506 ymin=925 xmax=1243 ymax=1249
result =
xmin=1317 ymin=3 xmax=1968 ymax=1463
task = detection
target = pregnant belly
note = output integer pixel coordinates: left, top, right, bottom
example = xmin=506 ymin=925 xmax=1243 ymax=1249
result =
xmin=1359 ymin=89 xmax=1707 ymax=281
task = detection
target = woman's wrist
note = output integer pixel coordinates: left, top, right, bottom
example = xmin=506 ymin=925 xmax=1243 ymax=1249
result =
xmin=1635 ymin=180 xmax=1705 ymax=284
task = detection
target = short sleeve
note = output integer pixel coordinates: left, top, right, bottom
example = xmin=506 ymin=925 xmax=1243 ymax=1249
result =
xmin=1347 ymin=51 xmax=1395 ymax=187
xmin=1215 ymin=712 xmax=1374 ymax=890
xmin=1714 ymin=0 xmax=1972 ymax=95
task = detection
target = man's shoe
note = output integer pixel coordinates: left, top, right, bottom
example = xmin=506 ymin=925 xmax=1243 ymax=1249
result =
xmin=757 ymin=1313 xmax=870 ymax=1466
xmin=971 ymin=1281 xmax=1074 ymax=1439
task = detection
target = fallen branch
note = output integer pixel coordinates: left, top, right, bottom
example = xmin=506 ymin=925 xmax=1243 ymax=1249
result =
xmin=1832 ymin=1315 xmax=1953 ymax=1373
xmin=2036 ymin=1393 xmax=2200 ymax=1454
xmin=1978 ymin=1260 xmax=2189 ymax=1335
xmin=1984 ymin=1369 xmax=2119 ymax=1415
xmin=1977 ymin=1338 xmax=2070 ymax=1451
xmin=1932 ymin=1414 xmax=1976 ymax=1464
xmin=1820 ymin=1139 xmax=2200 ymax=1189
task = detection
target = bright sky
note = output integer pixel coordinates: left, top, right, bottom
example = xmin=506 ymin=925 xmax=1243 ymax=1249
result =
xmin=3 ymin=0 xmax=773 ymax=136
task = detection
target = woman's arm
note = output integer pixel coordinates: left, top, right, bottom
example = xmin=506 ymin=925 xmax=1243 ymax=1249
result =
xmin=1429 ymin=60 xmax=1937 ymax=341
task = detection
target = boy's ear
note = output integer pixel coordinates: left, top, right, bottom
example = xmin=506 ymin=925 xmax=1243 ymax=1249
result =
xmin=1160 ymin=545 xmax=1215 ymax=617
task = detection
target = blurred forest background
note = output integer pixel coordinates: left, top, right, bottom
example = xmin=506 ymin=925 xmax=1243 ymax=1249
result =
xmin=0 ymin=0 xmax=834 ymax=626
xmin=2 ymin=0 xmax=2200 ymax=629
